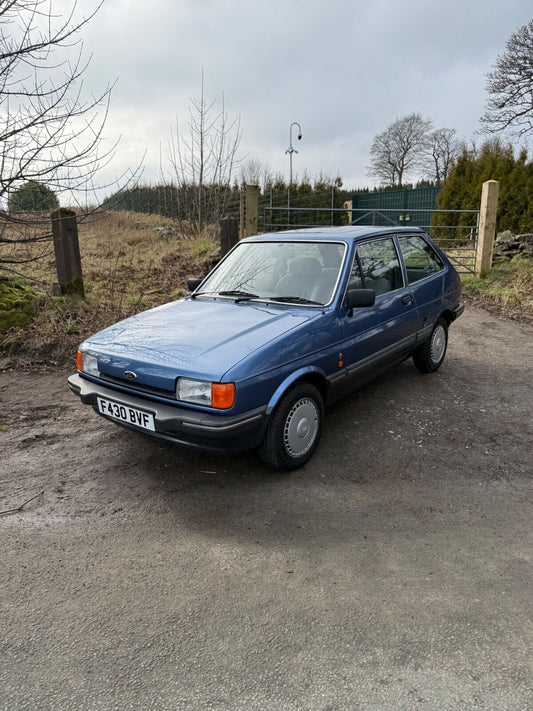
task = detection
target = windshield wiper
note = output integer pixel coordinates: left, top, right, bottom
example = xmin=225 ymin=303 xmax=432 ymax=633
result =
xmin=269 ymin=296 xmax=322 ymax=305
xmin=217 ymin=290 xmax=260 ymax=302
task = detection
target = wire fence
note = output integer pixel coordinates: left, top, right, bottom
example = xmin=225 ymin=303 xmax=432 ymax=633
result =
xmin=100 ymin=185 xmax=480 ymax=273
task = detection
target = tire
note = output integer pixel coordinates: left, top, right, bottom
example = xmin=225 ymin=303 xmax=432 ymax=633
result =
xmin=413 ymin=318 xmax=448 ymax=373
xmin=259 ymin=383 xmax=324 ymax=471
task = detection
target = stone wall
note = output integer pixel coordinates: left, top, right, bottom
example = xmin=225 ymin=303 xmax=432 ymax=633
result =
xmin=493 ymin=231 xmax=533 ymax=260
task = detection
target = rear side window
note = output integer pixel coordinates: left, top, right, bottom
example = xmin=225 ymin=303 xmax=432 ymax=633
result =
xmin=355 ymin=237 xmax=403 ymax=295
xmin=397 ymin=234 xmax=444 ymax=285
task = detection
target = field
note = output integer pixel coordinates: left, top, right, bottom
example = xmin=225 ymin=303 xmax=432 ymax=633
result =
xmin=1 ymin=211 xmax=532 ymax=368
xmin=0 ymin=212 xmax=219 ymax=367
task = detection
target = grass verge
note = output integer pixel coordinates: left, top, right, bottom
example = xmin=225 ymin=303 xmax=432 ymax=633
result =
xmin=461 ymin=256 xmax=533 ymax=323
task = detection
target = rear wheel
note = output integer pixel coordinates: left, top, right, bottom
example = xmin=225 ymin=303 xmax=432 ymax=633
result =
xmin=413 ymin=318 xmax=448 ymax=373
xmin=259 ymin=383 xmax=324 ymax=470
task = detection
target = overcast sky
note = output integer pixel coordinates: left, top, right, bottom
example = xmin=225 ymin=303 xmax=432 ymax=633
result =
xmin=76 ymin=0 xmax=532 ymax=193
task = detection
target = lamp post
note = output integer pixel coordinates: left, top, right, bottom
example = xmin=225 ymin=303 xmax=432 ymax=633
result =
xmin=286 ymin=122 xmax=302 ymax=188
xmin=285 ymin=122 xmax=302 ymax=224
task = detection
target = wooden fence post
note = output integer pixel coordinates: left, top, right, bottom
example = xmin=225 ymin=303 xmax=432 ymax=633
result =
xmin=475 ymin=180 xmax=499 ymax=276
xmin=51 ymin=208 xmax=85 ymax=297
xmin=344 ymin=200 xmax=353 ymax=225
xmin=245 ymin=184 xmax=260 ymax=237
xmin=220 ymin=217 xmax=239 ymax=257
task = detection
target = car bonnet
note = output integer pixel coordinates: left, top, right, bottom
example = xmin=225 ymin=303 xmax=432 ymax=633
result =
xmin=80 ymin=297 xmax=317 ymax=388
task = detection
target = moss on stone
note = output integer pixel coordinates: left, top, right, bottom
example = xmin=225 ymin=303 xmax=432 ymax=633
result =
xmin=0 ymin=278 xmax=37 ymax=334
xmin=62 ymin=276 xmax=85 ymax=297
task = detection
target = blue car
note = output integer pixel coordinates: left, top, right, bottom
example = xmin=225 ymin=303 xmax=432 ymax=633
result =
xmin=68 ymin=226 xmax=464 ymax=470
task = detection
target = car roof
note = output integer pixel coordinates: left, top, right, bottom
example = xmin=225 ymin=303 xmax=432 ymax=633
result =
xmin=243 ymin=225 xmax=424 ymax=243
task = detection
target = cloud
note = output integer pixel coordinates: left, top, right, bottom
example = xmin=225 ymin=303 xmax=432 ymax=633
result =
xmin=72 ymin=0 xmax=532 ymax=193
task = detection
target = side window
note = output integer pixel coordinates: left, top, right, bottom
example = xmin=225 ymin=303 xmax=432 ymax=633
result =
xmin=397 ymin=234 xmax=444 ymax=285
xmin=356 ymin=238 xmax=403 ymax=296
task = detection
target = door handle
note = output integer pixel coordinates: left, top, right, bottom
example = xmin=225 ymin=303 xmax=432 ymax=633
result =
xmin=401 ymin=294 xmax=412 ymax=305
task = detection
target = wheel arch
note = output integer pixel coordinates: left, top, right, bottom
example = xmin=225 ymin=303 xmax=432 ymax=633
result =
xmin=265 ymin=367 xmax=328 ymax=415
xmin=439 ymin=309 xmax=455 ymax=326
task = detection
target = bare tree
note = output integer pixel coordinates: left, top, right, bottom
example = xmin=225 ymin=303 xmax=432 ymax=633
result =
xmin=425 ymin=128 xmax=462 ymax=184
xmin=0 ymin=0 xmax=130 ymax=273
xmin=481 ymin=19 xmax=533 ymax=138
xmin=368 ymin=113 xmax=433 ymax=187
xmin=239 ymin=157 xmax=272 ymax=190
xmin=167 ymin=72 xmax=243 ymax=235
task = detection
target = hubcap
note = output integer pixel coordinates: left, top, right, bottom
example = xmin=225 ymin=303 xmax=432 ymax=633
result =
xmin=430 ymin=325 xmax=446 ymax=363
xmin=284 ymin=398 xmax=319 ymax=458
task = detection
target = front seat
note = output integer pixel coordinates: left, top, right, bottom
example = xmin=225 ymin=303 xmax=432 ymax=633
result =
xmin=275 ymin=257 xmax=322 ymax=300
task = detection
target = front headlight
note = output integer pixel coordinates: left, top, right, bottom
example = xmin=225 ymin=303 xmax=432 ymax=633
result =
xmin=176 ymin=378 xmax=235 ymax=409
xmin=177 ymin=378 xmax=212 ymax=405
xmin=77 ymin=351 xmax=100 ymax=377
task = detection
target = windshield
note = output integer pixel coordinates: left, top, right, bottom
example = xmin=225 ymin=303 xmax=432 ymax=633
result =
xmin=195 ymin=240 xmax=346 ymax=306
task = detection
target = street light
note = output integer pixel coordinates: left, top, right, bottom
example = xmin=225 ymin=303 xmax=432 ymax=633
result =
xmin=285 ymin=122 xmax=302 ymax=187
xmin=285 ymin=122 xmax=302 ymax=224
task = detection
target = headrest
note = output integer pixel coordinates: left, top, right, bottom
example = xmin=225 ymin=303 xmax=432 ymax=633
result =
xmin=288 ymin=257 xmax=321 ymax=278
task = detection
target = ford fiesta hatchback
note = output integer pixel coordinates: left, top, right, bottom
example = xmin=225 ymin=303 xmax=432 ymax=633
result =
xmin=69 ymin=226 xmax=464 ymax=470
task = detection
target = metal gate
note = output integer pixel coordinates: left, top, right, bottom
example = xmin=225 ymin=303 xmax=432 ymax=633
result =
xmin=260 ymin=205 xmax=479 ymax=274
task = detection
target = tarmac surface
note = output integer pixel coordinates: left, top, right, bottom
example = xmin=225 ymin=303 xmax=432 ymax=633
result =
xmin=1 ymin=305 xmax=532 ymax=710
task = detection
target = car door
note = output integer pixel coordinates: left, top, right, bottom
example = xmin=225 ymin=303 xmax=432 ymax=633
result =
xmin=395 ymin=233 xmax=446 ymax=341
xmin=340 ymin=236 xmax=419 ymax=388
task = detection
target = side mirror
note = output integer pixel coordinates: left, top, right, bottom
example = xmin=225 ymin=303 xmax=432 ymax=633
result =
xmin=345 ymin=288 xmax=375 ymax=309
xmin=187 ymin=277 xmax=202 ymax=292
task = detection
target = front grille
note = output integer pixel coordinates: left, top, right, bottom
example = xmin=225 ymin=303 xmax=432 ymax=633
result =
xmin=99 ymin=373 xmax=177 ymax=401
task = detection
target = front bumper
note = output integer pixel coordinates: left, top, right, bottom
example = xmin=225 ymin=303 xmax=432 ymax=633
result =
xmin=68 ymin=373 xmax=268 ymax=454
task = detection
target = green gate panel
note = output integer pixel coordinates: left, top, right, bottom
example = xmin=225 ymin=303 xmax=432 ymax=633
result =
xmin=352 ymin=187 xmax=441 ymax=227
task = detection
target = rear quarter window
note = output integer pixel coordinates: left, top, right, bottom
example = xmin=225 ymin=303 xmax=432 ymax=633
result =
xmin=397 ymin=234 xmax=444 ymax=285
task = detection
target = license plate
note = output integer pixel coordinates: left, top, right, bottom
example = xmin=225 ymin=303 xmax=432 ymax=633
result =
xmin=97 ymin=397 xmax=155 ymax=431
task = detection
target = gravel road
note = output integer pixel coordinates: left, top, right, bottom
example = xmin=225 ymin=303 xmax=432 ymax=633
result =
xmin=1 ymin=305 xmax=532 ymax=710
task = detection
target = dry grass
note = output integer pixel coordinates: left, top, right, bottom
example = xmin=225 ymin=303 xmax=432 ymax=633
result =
xmin=461 ymin=256 xmax=533 ymax=323
xmin=438 ymin=247 xmax=533 ymax=322
xmin=443 ymin=247 xmax=476 ymax=274
xmin=1 ymin=211 xmax=219 ymax=367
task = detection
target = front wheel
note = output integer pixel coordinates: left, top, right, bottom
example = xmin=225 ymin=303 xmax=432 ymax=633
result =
xmin=259 ymin=383 xmax=324 ymax=471
xmin=413 ymin=318 xmax=448 ymax=373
